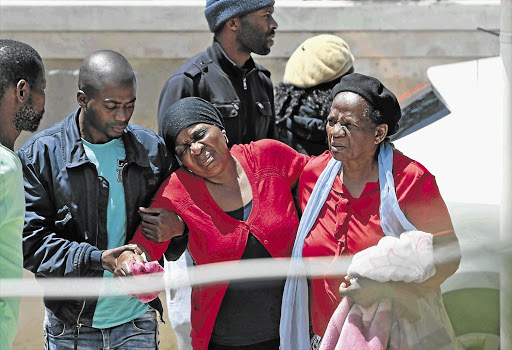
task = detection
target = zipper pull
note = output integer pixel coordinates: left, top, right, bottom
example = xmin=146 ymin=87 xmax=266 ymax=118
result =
xmin=243 ymin=77 xmax=247 ymax=90
xmin=74 ymin=324 xmax=82 ymax=350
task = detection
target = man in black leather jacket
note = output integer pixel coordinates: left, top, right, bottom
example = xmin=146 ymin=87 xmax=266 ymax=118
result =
xmin=158 ymin=0 xmax=278 ymax=147
xmin=17 ymin=50 xmax=180 ymax=349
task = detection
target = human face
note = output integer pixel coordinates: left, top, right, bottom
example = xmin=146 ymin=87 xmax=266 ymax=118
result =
xmin=14 ymin=66 xmax=46 ymax=132
xmin=79 ymin=80 xmax=136 ymax=144
xmin=237 ymin=6 xmax=278 ymax=56
xmin=174 ymin=123 xmax=229 ymax=180
xmin=326 ymin=92 xmax=382 ymax=163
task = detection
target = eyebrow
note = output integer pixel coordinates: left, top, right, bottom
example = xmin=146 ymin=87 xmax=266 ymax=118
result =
xmin=104 ymin=98 xmax=136 ymax=104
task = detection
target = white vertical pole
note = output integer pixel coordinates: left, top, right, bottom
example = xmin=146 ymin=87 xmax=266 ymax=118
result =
xmin=501 ymin=0 xmax=512 ymax=348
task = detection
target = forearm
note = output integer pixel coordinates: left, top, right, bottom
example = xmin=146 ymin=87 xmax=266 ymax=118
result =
xmin=130 ymin=225 xmax=171 ymax=262
xmin=23 ymin=230 xmax=103 ymax=277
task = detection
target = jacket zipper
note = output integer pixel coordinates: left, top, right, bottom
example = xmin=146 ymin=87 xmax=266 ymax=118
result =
xmin=74 ymin=300 xmax=86 ymax=350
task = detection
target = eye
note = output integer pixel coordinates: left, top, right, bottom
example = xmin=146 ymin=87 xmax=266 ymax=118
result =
xmin=327 ymin=118 xmax=336 ymax=126
xmin=193 ymin=129 xmax=207 ymax=141
xmin=175 ymin=145 xmax=188 ymax=158
xmin=105 ymin=105 xmax=117 ymax=111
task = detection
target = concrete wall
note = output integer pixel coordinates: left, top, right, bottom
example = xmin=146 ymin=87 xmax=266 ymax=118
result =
xmin=0 ymin=0 xmax=500 ymax=149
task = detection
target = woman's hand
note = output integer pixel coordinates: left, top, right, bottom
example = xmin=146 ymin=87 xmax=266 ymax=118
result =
xmin=339 ymin=276 xmax=421 ymax=322
xmin=139 ymin=207 xmax=185 ymax=243
xmin=113 ymin=249 xmax=145 ymax=277
xmin=101 ymin=244 xmax=141 ymax=274
xmin=339 ymin=276 xmax=393 ymax=308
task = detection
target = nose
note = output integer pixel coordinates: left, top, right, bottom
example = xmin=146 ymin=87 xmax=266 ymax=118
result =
xmin=115 ymin=106 xmax=131 ymax=122
xmin=189 ymin=142 xmax=203 ymax=156
xmin=270 ymin=16 xmax=278 ymax=30
xmin=330 ymin=123 xmax=347 ymax=137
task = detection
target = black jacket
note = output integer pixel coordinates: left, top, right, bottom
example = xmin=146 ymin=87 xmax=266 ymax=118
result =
xmin=276 ymin=105 xmax=328 ymax=156
xmin=158 ymin=40 xmax=275 ymax=146
xmin=16 ymin=109 xmax=177 ymax=326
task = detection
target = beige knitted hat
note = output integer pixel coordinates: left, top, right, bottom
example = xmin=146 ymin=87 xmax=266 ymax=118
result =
xmin=283 ymin=34 xmax=355 ymax=88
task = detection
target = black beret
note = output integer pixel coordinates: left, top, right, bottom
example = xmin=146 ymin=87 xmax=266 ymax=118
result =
xmin=161 ymin=97 xmax=225 ymax=153
xmin=331 ymin=73 xmax=401 ymax=135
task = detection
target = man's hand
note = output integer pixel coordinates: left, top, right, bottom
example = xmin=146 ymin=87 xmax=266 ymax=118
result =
xmin=101 ymin=244 xmax=142 ymax=273
xmin=139 ymin=207 xmax=185 ymax=243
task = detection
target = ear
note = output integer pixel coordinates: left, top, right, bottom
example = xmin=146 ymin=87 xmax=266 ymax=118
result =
xmin=374 ymin=124 xmax=388 ymax=144
xmin=226 ymin=17 xmax=240 ymax=32
xmin=221 ymin=129 xmax=229 ymax=144
xmin=16 ymin=79 xmax=30 ymax=104
xmin=77 ymin=90 xmax=88 ymax=108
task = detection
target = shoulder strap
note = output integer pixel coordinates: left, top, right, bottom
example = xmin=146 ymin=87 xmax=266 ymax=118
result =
xmin=183 ymin=52 xmax=213 ymax=79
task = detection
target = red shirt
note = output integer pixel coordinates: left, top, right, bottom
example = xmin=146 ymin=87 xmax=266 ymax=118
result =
xmin=300 ymin=151 xmax=455 ymax=336
xmin=131 ymin=140 xmax=309 ymax=350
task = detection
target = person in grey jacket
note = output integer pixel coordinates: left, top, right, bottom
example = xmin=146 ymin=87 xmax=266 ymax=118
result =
xmin=17 ymin=50 xmax=180 ymax=349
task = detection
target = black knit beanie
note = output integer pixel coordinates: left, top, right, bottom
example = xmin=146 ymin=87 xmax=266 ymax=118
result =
xmin=161 ymin=97 xmax=225 ymax=152
xmin=331 ymin=73 xmax=402 ymax=135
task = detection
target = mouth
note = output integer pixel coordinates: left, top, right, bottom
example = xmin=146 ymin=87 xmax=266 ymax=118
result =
xmin=198 ymin=152 xmax=214 ymax=167
xmin=330 ymin=144 xmax=346 ymax=152
xmin=267 ymin=33 xmax=275 ymax=45
xmin=112 ymin=124 xmax=127 ymax=134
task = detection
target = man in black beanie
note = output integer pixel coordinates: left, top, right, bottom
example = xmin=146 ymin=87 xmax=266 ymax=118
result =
xmin=157 ymin=2 xmax=278 ymax=349
xmin=157 ymin=0 xmax=277 ymax=146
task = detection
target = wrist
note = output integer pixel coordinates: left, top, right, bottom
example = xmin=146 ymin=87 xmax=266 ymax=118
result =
xmin=93 ymin=250 xmax=105 ymax=271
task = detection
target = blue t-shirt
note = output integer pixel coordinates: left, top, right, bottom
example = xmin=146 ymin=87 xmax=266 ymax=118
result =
xmin=82 ymin=138 xmax=148 ymax=329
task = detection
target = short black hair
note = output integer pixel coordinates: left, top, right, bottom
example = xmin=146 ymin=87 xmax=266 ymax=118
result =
xmin=0 ymin=39 xmax=43 ymax=101
xmin=78 ymin=50 xmax=135 ymax=98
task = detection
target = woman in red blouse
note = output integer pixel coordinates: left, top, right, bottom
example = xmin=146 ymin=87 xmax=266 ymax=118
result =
xmin=125 ymin=97 xmax=309 ymax=350
xmin=299 ymin=74 xmax=461 ymax=343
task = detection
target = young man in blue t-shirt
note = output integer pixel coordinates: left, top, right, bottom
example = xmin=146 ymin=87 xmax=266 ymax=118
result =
xmin=17 ymin=50 xmax=183 ymax=349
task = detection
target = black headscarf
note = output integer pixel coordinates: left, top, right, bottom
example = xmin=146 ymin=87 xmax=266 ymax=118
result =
xmin=331 ymin=73 xmax=401 ymax=135
xmin=161 ymin=97 xmax=225 ymax=152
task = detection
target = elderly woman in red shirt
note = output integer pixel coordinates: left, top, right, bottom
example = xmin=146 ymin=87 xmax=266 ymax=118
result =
xmin=285 ymin=73 xmax=461 ymax=349
xmin=125 ymin=97 xmax=309 ymax=350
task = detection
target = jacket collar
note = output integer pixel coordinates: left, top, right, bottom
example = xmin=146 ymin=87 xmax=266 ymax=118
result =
xmin=208 ymin=39 xmax=259 ymax=77
xmin=62 ymin=108 xmax=150 ymax=169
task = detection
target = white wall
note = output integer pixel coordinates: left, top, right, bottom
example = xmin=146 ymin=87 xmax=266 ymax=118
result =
xmin=0 ymin=0 xmax=500 ymax=147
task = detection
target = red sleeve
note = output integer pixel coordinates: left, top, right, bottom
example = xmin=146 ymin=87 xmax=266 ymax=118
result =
xmin=397 ymin=164 xmax=461 ymax=288
xmin=401 ymin=173 xmax=454 ymax=236
xmin=130 ymin=180 xmax=175 ymax=261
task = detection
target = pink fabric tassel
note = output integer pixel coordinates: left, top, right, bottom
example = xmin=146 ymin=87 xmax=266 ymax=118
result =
xmin=129 ymin=260 xmax=164 ymax=303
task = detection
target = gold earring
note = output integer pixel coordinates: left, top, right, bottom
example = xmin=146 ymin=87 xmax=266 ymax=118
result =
xmin=224 ymin=135 xmax=229 ymax=144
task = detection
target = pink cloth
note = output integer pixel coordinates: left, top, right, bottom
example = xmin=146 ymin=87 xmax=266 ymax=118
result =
xmin=320 ymin=297 xmax=393 ymax=350
xmin=320 ymin=232 xmax=461 ymax=350
xmin=129 ymin=260 xmax=164 ymax=303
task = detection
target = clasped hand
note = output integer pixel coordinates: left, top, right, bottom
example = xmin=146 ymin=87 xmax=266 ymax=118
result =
xmin=339 ymin=276 xmax=421 ymax=322
xmin=101 ymin=244 xmax=145 ymax=277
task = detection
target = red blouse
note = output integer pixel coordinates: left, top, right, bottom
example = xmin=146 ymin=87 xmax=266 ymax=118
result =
xmin=131 ymin=139 xmax=309 ymax=350
xmin=299 ymin=150 xmax=455 ymax=336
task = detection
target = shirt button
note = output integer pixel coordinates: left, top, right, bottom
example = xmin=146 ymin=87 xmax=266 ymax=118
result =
xmin=264 ymin=240 xmax=268 ymax=244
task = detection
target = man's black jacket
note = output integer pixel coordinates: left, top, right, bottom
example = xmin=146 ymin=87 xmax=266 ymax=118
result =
xmin=17 ymin=109 xmax=177 ymax=326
